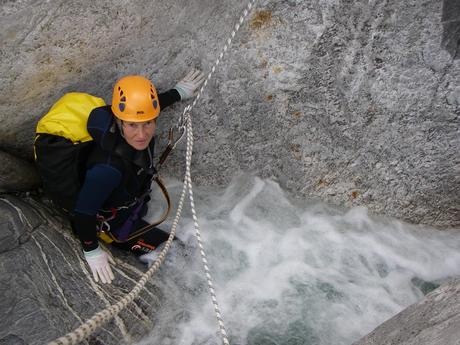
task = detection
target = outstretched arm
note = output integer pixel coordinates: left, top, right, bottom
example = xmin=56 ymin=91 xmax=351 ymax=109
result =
xmin=157 ymin=69 xmax=206 ymax=109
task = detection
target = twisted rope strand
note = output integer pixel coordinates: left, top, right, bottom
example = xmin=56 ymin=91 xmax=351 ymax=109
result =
xmin=184 ymin=117 xmax=230 ymax=344
xmin=177 ymin=0 xmax=256 ymax=129
xmin=178 ymin=2 xmax=257 ymax=343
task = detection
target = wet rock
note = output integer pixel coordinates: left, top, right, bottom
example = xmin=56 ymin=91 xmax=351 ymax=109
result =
xmin=0 ymin=194 xmax=165 ymax=345
xmin=353 ymin=279 xmax=460 ymax=345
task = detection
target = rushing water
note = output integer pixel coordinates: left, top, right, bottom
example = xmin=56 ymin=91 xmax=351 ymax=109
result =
xmin=137 ymin=174 xmax=460 ymax=345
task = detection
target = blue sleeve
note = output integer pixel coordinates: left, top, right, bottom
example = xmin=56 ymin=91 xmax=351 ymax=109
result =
xmin=74 ymin=164 xmax=122 ymax=215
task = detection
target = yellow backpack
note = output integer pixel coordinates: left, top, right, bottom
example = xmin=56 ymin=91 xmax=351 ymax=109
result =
xmin=34 ymin=93 xmax=106 ymax=211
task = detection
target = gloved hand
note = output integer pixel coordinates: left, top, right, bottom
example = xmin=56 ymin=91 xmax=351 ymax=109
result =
xmin=84 ymin=246 xmax=115 ymax=284
xmin=173 ymin=69 xmax=206 ymax=100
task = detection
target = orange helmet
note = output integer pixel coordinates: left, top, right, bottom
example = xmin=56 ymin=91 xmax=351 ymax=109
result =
xmin=111 ymin=75 xmax=160 ymax=122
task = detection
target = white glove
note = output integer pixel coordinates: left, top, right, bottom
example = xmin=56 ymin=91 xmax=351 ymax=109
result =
xmin=173 ymin=69 xmax=206 ymax=100
xmin=84 ymin=246 xmax=115 ymax=284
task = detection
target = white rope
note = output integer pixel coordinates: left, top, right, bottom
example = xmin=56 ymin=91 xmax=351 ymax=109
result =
xmin=177 ymin=1 xmax=257 ymax=344
xmin=176 ymin=0 xmax=257 ymax=131
xmin=185 ymin=116 xmax=232 ymax=344
xmin=47 ymin=0 xmax=257 ymax=344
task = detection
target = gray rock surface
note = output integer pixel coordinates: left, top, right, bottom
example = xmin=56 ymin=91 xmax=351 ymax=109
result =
xmin=0 ymin=0 xmax=458 ymax=227
xmin=0 ymin=150 xmax=40 ymax=192
xmin=0 ymin=194 xmax=185 ymax=345
xmin=353 ymin=279 xmax=460 ymax=345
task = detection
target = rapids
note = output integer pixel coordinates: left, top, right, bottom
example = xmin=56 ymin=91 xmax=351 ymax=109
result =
xmin=138 ymin=174 xmax=460 ymax=345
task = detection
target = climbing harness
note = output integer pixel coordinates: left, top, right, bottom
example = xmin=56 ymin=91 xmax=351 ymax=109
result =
xmin=96 ymin=175 xmax=171 ymax=244
xmin=47 ymin=1 xmax=257 ymax=344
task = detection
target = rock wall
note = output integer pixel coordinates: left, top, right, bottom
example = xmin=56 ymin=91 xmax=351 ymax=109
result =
xmin=0 ymin=1 xmax=458 ymax=227
xmin=353 ymin=279 xmax=460 ymax=345
xmin=0 ymin=194 xmax=190 ymax=345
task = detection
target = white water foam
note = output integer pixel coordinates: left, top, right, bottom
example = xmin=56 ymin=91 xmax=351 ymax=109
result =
xmin=140 ymin=174 xmax=460 ymax=345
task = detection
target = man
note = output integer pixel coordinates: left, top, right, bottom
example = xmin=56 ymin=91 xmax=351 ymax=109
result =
xmin=73 ymin=70 xmax=205 ymax=284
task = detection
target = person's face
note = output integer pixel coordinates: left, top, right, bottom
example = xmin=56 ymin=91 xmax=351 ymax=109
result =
xmin=122 ymin=119 xmax=156 ymax=150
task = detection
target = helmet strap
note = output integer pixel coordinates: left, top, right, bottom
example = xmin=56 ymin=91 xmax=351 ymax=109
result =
xmin=115 ymin=119 xmax=125 ymax=138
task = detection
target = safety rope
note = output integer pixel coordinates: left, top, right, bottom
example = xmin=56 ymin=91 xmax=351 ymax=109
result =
xmin=47 ymin=0 xmax=257 ymax=344
xmin=184 ymin=117 xmax=231 ymax=344
xmin=171 ymin=0 xmax=257 ymax=151
xmin=178 ymin=2 xmax=258 ymax=344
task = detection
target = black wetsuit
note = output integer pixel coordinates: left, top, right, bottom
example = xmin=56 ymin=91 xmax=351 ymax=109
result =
xmin=71 ymin=89 xmax=181 ymax=254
